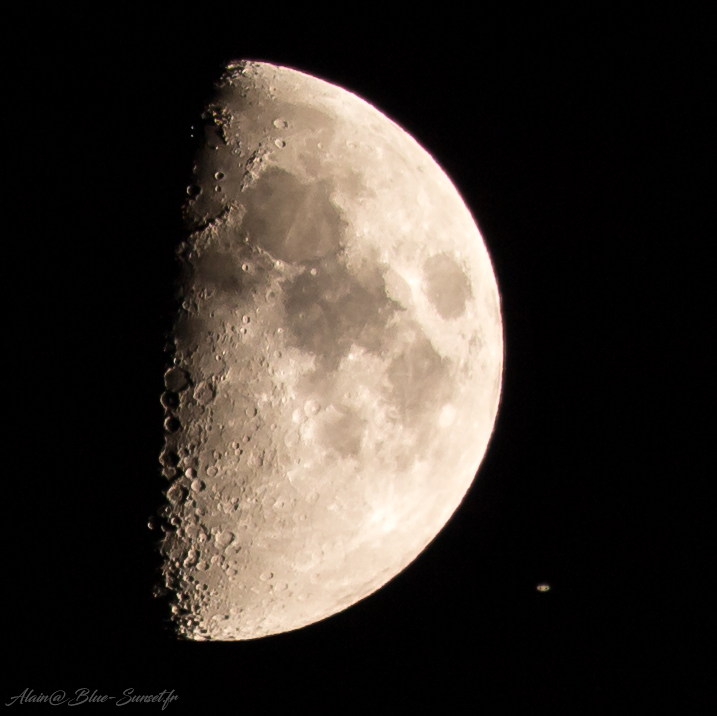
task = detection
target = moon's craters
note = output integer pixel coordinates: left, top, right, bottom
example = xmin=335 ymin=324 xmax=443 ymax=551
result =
xmin=316 ymin=404 xmax=367 ymax=458
xmin=164 ymin=367 xmax=189 ymax=392
xmin=157 ymin=61 xmax=503 ymax=641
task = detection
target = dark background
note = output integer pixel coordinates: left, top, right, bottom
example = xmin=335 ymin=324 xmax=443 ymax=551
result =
xmin=6 ymin=8 xmax=710 ymax=713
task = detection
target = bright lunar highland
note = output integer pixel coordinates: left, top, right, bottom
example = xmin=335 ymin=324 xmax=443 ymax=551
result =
xmin=158 ymin=60 xmax=503 ymax=640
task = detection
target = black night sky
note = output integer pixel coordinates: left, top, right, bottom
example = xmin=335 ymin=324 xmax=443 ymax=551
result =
xmin=6 ymin=8 xmax=710 ymax=712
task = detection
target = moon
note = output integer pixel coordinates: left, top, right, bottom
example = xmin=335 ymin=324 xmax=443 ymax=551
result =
xmin=157 ymin=60 xmax=503 ymax=641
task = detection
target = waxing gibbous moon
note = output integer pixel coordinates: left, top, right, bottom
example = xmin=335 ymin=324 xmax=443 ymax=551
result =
xmin=157 ymin=60 xmax=503 ymax=641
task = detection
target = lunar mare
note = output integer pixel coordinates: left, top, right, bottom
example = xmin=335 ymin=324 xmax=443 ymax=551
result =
xmin=158 ymin=61 xmax=503 ymax=640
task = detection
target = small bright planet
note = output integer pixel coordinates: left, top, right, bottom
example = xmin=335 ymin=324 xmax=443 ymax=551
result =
xmin=156 ymin=60 xmax=503 ymax=640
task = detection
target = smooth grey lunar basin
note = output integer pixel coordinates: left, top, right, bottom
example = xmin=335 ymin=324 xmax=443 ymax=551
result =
xmin=158 ymin=61 xmax=503 ymax=640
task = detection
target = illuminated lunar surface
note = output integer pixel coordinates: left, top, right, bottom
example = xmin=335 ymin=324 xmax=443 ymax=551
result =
xmin=158 ymin=60 xmax=503 ymax=640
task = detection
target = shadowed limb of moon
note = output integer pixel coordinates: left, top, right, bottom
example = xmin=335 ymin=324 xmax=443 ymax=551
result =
xmin=157 ymin=60 xmax=503 ymax=641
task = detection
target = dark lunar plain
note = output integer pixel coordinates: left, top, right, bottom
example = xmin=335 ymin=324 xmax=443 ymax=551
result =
xmin=5 ymin=8 xmax=711 ymax=713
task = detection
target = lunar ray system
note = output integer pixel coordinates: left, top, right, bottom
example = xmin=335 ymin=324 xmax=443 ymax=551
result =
xmin=157 ymin=60 xmax=503 ymax=641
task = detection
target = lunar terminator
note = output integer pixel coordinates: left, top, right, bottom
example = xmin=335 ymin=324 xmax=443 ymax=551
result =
xmin=158 ymin=61 xmax=503 ymax=640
